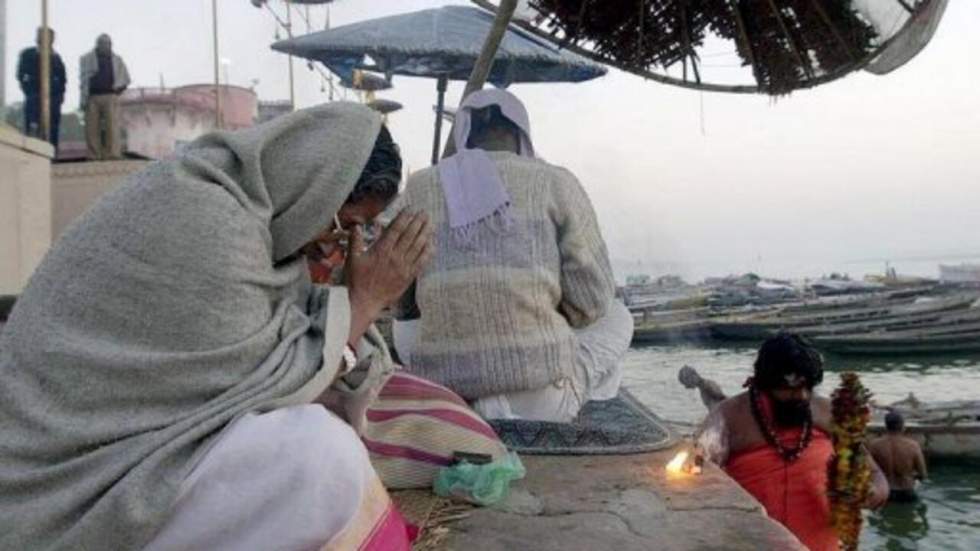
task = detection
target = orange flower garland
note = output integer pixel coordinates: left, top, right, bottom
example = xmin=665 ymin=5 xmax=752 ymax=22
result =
xmin=828 ymin=372 xmax=873 ymax=551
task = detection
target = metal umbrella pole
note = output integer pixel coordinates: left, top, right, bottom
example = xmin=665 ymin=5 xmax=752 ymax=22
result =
xmin=212 ymin=0 xmax=222 ymax=129
xmin=431 ymin=76 xmax=448 ymax=166
xmin=39 ymin=0 xmax=50 ymax=142
xmin=286 ymin=0 xmax=296 ymax=110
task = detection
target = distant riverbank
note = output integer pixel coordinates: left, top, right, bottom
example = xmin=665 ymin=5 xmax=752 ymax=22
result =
xmin=613 ymin=253 xmax=980 ymax=284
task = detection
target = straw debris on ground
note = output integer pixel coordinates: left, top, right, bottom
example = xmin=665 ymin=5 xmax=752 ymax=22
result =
xmin=392 ymin=490 xmax=474 ymax=551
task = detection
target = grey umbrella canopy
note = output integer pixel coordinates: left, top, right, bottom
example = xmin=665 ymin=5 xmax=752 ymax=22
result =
xmin=368 ymin=98 xmax=404 ymax=115
xmin=339 ymin=71 xmax=393 ymax=92
xmin=251 ymin=0 xmax=338 ymax=6
xmin=272 ymin=5 xmax=606 ymax=163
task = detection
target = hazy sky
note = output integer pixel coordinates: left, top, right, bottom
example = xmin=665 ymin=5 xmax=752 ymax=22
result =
xmin=5 ymin=1 xmax=978 ymax=280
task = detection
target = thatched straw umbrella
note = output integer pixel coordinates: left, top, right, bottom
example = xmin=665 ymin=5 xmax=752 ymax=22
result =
xmin=468 ymin=0 xmax=948 ymax=96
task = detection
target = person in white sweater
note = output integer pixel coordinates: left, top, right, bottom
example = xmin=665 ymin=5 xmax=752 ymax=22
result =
xmin=394 ymin=89 xmax=633 ymax=423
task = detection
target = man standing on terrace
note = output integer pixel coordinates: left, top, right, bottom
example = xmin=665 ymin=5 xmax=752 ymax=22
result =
xmin=80 ymin=33 xmax=130 ymax=160
xmin=16 ymin=27 xmax=66 ymax=150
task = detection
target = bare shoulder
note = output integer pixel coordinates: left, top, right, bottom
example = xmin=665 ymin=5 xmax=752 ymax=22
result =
xmin=712 ymin=392 xmax=754 ymax=432
xmin=699 ymin=393 xmax=745 ymax=433
xmin=900 ymin=435 xmax=924 ymax=451
xmin=867 ymin=436 xmax=888 ymax=451
xmin=717 ymin=391 xmax=749 ymax=415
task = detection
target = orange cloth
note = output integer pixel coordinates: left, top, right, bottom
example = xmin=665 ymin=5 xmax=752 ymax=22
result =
xmin=307 ymin=245 xmax=345 ymax=283
xmin=726 ymin=427 xmax=838 ymax=551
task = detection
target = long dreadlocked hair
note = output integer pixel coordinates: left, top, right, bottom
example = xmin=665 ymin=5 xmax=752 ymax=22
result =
xmin=753 ymin=332 xmax=824 ymax=390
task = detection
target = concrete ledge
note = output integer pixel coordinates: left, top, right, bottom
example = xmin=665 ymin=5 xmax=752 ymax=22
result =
xmin=443 ymin=449 xmax=805 ymax=551
xmin=52 ymin=160 xmax=150 ymax=238
xmin=0 ymin=124 xmax=54 ymax=159
xmin=52 ymin=160 xmax=151 ymax=178
xmin=0 ymin=129 xmax=53 ymax=295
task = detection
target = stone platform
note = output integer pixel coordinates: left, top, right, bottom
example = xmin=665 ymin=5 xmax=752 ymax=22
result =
xmin=439 ymin=447 xmax=805 ymax=551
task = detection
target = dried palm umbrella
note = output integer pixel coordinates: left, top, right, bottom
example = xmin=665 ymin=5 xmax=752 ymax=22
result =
xmin=472 ymin=0 xmax=948 ymax=96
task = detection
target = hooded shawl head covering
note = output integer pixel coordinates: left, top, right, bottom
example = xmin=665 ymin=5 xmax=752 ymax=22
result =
xmin=0 ymin=102 xmax=384 ymax=550
xmin=437 ymin=88 xmax=535 ymax=245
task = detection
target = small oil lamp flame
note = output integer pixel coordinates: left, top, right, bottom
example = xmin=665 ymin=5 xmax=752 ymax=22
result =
xmin=665 ymin=451 xmax=689 ymax=475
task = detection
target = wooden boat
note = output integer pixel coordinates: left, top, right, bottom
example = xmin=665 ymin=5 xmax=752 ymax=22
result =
xmin=867 ymin=422 xmax=980 ymax=459
xmin=711 ymin=294 xmax=976 ymax=341
xmin=813 ymin=328 xmax=980 ymax=355
xmin=631 ymin=308 xmax=714 ymax=344
xmin=796 ymin=305 xmax=980 ymax=337
xmin=868 ymin=399 xmax=980 ymax=459
xmin=632 ymin=319 xmax=713 ymax=345
xmin=778 ymin=285 xmax=935 ymax=313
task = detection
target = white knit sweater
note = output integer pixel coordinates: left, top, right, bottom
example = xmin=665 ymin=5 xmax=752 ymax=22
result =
xmin=397 ymin=152 xmax=615 ymax=399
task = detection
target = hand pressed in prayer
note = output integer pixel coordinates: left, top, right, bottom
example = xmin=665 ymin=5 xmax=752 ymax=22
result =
xmin=345 ymin=210 xmax=433 ymax=346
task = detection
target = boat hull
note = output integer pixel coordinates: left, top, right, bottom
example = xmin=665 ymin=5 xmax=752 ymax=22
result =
xmin=867 ymin=423 xmax=980 ymax=459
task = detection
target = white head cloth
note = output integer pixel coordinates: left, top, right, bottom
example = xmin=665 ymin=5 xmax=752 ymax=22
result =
xmin=437 ymin=88 xmax=535 ymax=245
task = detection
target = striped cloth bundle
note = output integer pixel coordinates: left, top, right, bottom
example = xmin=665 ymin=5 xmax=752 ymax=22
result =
xmin=363 ymin=372 xmax=508 ymax=490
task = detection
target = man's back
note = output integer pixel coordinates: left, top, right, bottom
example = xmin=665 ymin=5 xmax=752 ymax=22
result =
xmin=17 ymin=47 xmax=66 ymax=98
xmin=400 ymin=152 xmax=614 ymax=400
xmin=869 ymin=434 xmax=926 ymax=491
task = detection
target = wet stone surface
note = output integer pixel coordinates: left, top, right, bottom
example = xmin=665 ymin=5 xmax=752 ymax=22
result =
xmin=442 ymin=447 xmax=806 ymax=551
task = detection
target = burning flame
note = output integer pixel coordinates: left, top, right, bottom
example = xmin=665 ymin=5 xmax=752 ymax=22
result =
xmin=665 ymin=451 xmax=689 ymax=475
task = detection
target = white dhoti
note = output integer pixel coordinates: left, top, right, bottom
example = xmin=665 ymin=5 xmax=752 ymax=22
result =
xmin=145 ymin=405 xmax=411 ymax=551
xmin=394 ymin=300 xmax=634 ymax=423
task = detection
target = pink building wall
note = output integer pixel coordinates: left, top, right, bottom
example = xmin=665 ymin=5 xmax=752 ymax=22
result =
xmin=120 ymin=84 xmax=258 ymax=159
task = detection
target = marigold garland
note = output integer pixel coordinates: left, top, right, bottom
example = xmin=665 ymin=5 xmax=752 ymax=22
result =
xmin=828 ymin=372 xmax=873 ymax=551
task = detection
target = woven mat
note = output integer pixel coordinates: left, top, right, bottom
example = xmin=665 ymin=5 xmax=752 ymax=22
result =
xmin=487 ymin=389 xmax=676 ymax=455
xmin=392 ymin=490 xmax=473 ymax=551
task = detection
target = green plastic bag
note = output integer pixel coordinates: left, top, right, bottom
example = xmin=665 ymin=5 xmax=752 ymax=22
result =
xmin=433 ymin=452 xmax=526 ymax=506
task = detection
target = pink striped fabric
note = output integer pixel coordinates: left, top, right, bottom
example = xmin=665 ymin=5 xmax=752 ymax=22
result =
xmin=358 ymin=501 xmax=415 ymax=551
xmin=363 ymin=372 xmax=508 ymax=490
xmin=366 ymin=408 xmax=500 ymax=440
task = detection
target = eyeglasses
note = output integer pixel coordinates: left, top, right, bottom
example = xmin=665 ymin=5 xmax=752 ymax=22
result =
xmin=332 ymin=214 xmax=380 ymax=250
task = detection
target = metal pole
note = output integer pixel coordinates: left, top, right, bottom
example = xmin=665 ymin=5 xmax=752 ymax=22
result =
xmin=326 ymin=5 xmax=334 ymax=101
xmin=286 ymin=0 xmax=295 ymax=111
xmin=212 ymin=0 xmax=222 ymax=129
xmin=0 ymin=0 xmax=7 ymax=117
xmin=431 ymin=76 xmax=447 ymax=166
xmin=39 ymin=0 xmax=50 ymax=141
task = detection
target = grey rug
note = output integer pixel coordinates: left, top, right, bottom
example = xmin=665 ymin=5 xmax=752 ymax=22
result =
xmin=487 ymin=389 xmax=676 ymax=455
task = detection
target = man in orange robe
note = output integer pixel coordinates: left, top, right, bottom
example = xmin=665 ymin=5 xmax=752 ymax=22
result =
xmin=696 ymin=334 xmax=889 ymax=550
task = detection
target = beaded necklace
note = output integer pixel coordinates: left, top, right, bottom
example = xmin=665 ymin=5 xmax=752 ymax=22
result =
xmin=748 ymin=383 xmax=813 ymax=463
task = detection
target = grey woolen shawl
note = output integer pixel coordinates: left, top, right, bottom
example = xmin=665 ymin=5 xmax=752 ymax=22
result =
xmin=0 ymin=102 xmax=382 ymax=550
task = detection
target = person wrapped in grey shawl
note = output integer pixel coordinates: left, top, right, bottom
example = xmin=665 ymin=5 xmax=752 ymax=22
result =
xmin=0 ymin=103 xmax=397 ymax=550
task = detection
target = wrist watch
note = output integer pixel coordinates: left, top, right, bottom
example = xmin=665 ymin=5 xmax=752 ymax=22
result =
xmin=341 ymin=344 xmax=358 ymax=375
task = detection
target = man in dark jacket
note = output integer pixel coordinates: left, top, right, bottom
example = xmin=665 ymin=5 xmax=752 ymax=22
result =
xmin=16 ymin=27 xmax=67 ymax=151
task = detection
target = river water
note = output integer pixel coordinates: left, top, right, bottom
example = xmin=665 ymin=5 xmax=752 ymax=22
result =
xmin=622 ymin=344 xmax=980 ymax=550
